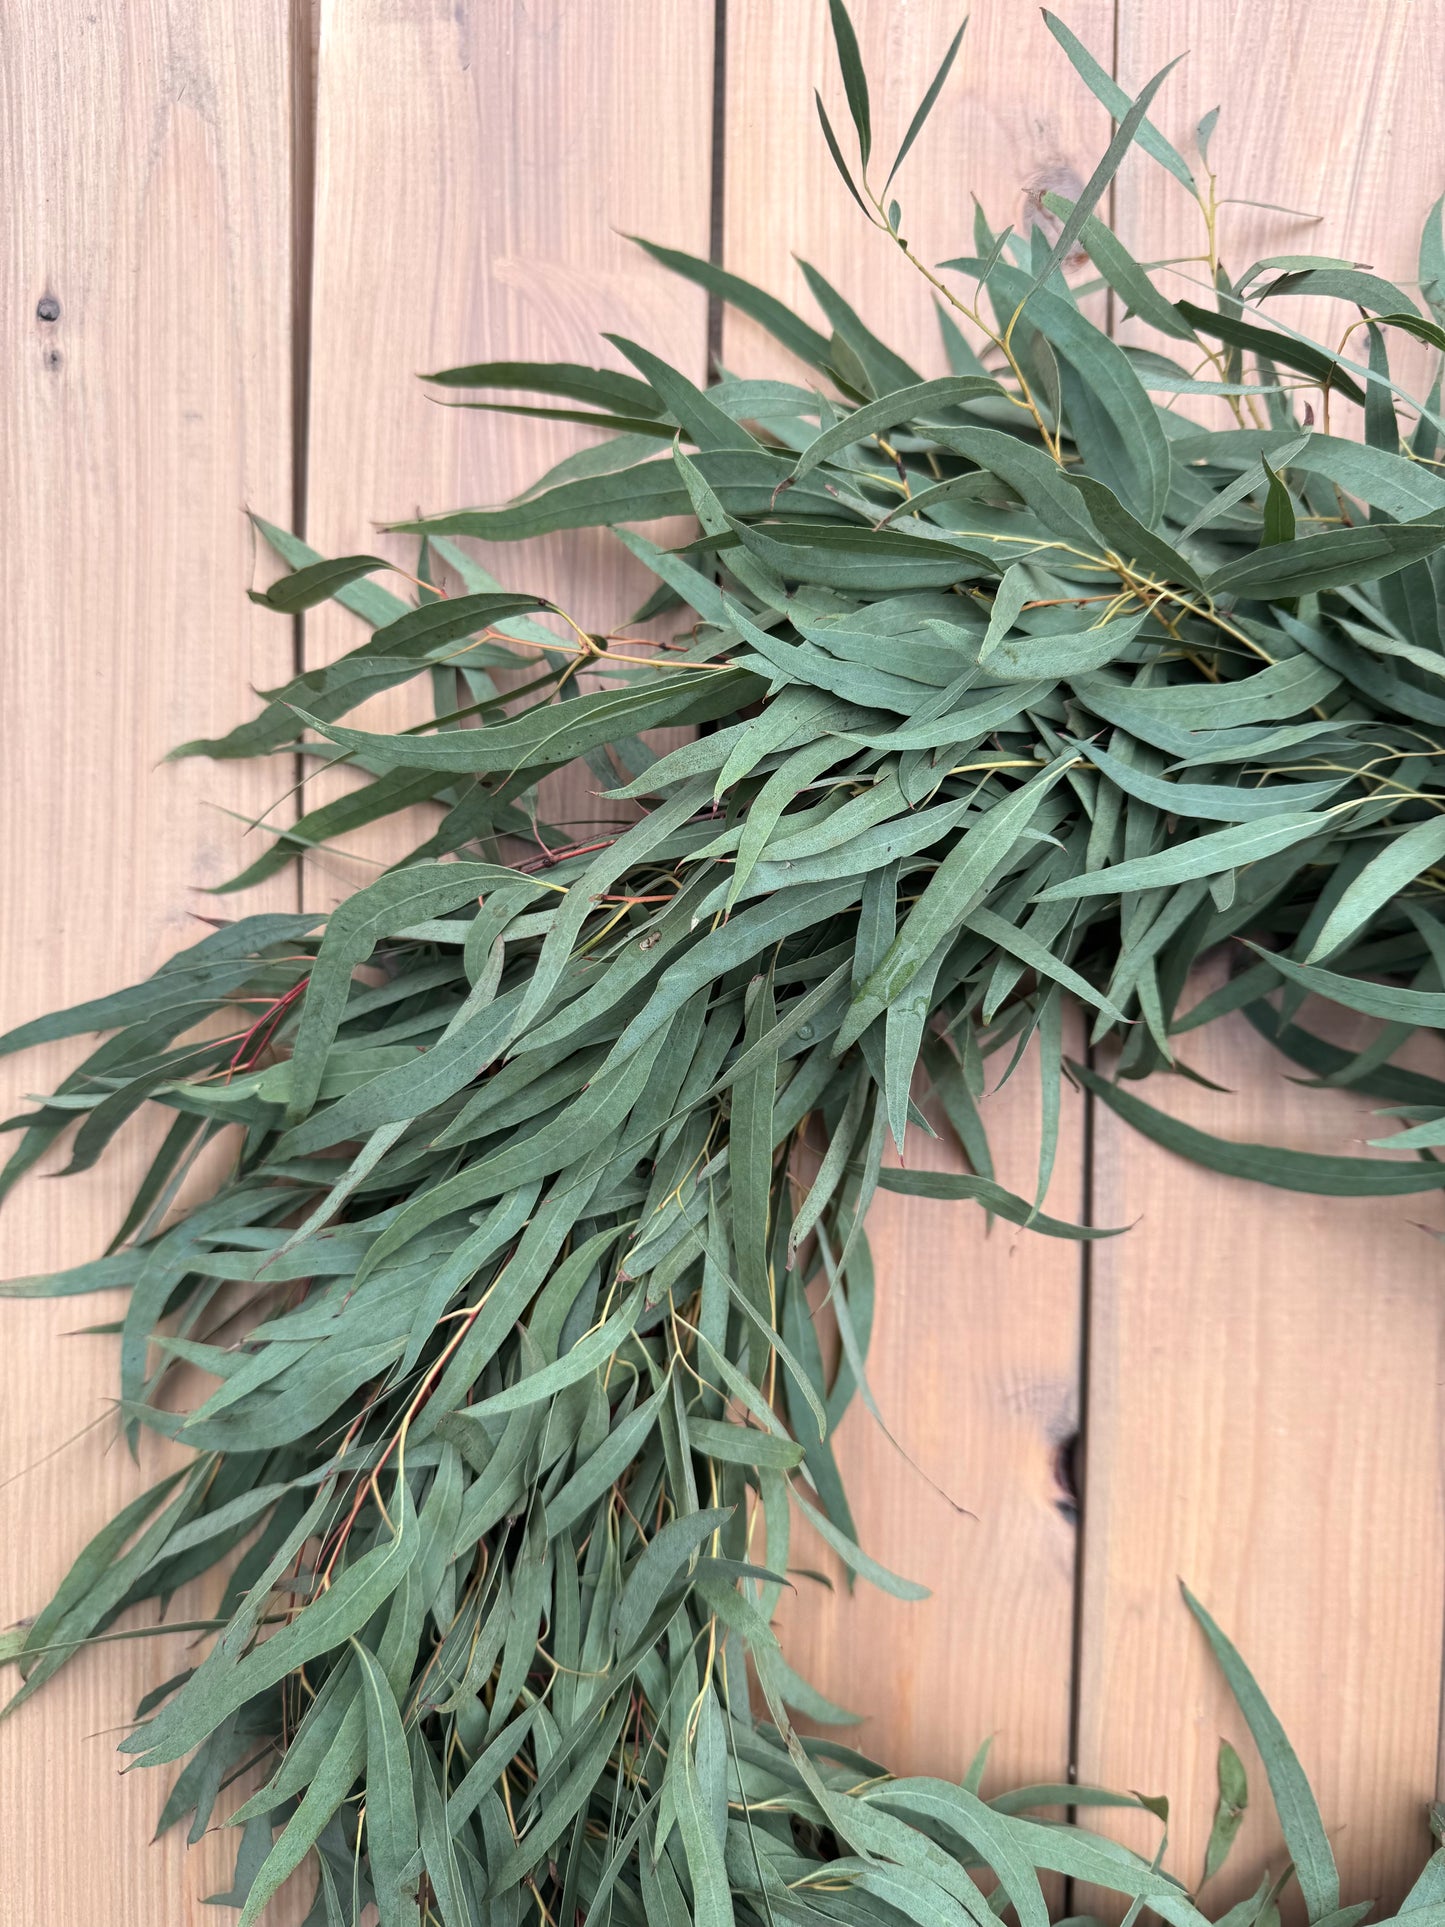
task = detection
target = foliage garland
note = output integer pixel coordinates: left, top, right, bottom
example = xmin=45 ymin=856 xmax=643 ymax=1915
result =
xmin=8 ymin=10 xmax=1445 ymax=1924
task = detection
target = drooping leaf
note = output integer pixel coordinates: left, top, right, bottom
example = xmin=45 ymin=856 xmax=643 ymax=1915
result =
xmin=1078 ymin=1065 xmax=1445 ymax=1196
xmin=825 ymin=0 xmax=872 ymax=168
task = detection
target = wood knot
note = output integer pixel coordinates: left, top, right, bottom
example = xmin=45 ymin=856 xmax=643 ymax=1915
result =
xmin=1019 ymin=164 xmax=1089 ymax=268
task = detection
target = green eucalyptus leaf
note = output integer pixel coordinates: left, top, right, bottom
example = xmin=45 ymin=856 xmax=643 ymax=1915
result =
xmin=1183 ymin=1587 xmax=1340 ymax=1923
xmin=11 ymin=20 xmax=1445 ymax=1927
xmin=1078 ymin=1064 xmax=1445 ymax=1195
xmin=885 ymin=18 xmax=967 ymax=189
xmin=253 ymin=554 xmax=392 ymax=613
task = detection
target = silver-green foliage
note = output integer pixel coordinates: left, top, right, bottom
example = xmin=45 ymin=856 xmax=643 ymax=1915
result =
xmin=7 ymin=7 xmax=1445 ymax=1922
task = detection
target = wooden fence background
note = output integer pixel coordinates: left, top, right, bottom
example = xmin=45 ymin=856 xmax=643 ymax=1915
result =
xmin=4 ymin=2 xmax=1445 ymax=1920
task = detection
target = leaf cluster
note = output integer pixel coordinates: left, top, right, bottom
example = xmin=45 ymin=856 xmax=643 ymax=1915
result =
xmin=8 ymin=8 xmax=1445 ymax=1925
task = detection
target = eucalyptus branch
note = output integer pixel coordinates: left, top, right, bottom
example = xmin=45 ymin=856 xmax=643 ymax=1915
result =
xmin=6 ymin=9 xmax=1445 ymax=1927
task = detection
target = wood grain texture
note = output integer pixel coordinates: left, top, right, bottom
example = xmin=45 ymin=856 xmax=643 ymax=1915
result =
xmin=724 ymin=0 xmax=1113 ymax=1796
xmin=0 ymin=2 xmax=297 ymax=1919
xmin=302 ymin=0 xmax=715 ymax=893
xmin=1110 ymin=0 xmax=1445 ymax=433
xmin=1081 ymin=996 xmax=1445 ymax=1910
xmin=723 ymin=0 xmax=1117 ymax=387
xmin=1076 ymin=4 xmax=1445 ymax=1909
xmin=771 ymin=1058 xmax=1087 ymax=1795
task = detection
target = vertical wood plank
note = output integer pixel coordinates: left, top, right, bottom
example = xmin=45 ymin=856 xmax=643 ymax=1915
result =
xmin=1080 ymin=9 xmax=1445 ymax=1902
xmin=722 ymin=0 xmax=1114 ymax=1794
xmin=303 ymin=0 xmax=715 ymax=892
xmin=774 ymin=1071 xmax=1089 ymax=1795
xmin=1081 ymin=999 xmax=1445 ymax=1907
xmin=0 ymin=2 xmax=297 ymax=1917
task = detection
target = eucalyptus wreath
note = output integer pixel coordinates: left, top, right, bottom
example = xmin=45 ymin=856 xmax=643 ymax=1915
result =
xmin=8 ymin=10 xmax=1445 ymax=1925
